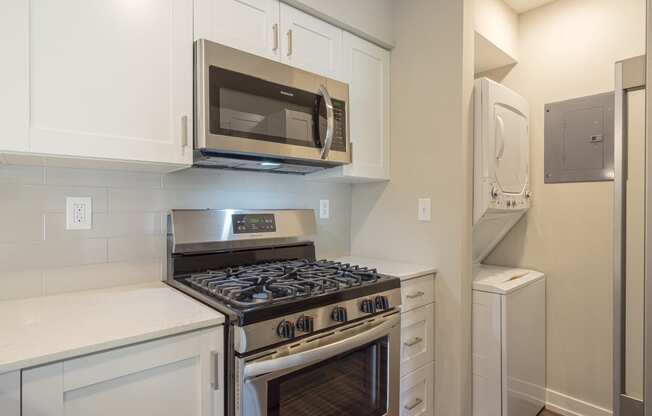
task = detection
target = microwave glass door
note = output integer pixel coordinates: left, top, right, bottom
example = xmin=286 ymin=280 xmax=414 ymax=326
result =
xmin=265 ymin=338 xmax=389 ymax=416
xmin=209 ymin=66 xmax=330 ymax=149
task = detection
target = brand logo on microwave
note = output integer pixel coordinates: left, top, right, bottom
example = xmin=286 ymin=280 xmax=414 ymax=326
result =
xmin=279 ymin=91 xmax=295 ymax=97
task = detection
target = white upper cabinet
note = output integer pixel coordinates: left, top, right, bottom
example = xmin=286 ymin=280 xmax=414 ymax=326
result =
xmin=195 ymin=0 xmax=280 ymax=60
xmin=308 ymin=32 xmax=391 ymax=182
xmin=22 ymin=327 xmax=223 ymax=416
xmin=279 ymin=4 xmax=344 ymax=81
xmin=0 ymin=1 xmax=29 ymax=153
xmin=1 ymin=0 xmax=194 ymax=169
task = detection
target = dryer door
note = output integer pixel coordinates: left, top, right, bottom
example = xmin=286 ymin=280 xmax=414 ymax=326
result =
xmin=494 ymin=104 xmax=529 ymax=195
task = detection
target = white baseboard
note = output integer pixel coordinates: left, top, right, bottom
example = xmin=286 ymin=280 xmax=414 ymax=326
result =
xmin=545 ymin=389 xmax=612 ymax=416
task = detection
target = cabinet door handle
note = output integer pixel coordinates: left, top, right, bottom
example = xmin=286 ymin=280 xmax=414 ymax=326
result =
xmin=210 ymin=351 xmax=220 ymax=390
xmin=404 ymin=337 xmax=423 ymax=347
xmin=181 ymin=115 xmax=189 ymax=148
xmin=287 ymin=29 xmax=293 ymax=56
xmin=406 ymin=291 xmax=425 ymax=299
xmin=272 ymin=24 xmax=279 ymax=51
xmin=404 ymin=397 xmax=423 ymax=411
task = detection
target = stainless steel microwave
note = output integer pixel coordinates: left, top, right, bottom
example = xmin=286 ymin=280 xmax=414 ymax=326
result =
xmin=194 ymin=39 xmax=351 ymax=174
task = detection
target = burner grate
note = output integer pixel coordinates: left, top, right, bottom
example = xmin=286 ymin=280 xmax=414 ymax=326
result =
xmin=184 ymin=259 xmax=381 ymax=308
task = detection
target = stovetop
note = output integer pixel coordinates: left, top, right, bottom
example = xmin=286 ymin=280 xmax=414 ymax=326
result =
xmin=184 ymin=259 xmax=383 ymax=308
xmin=175 ymin=258 xmax=401 ymax=325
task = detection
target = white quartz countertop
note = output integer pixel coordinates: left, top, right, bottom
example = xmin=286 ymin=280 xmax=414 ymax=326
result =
xmin=335 ymin=256 xmax=437 ymax=280
xmin=0 ymin=282 xmax=224 ymax=374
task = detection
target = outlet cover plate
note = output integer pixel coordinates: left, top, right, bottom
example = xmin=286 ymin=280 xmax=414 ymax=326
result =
xmin=418 ymin=198 xmax=431 ymax=222
xmin=66 ymin=197 xmax=92 ymax=230
xmin=319 ymin=199 xmax=330 ymax=219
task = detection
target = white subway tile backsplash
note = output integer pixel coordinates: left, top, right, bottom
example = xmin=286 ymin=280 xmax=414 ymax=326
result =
xmin=44 ymin=212 xmax=162 ymax=240
xmin=46 ymin=167 xmax=162 ymax=189
xmin=108 ymin=188 xmax=166 ymax=212
xmin=0 ymin=164 xmax=352 ymax=300
xmin=0 ymin=184 xmax=108 ymax=213
xmin=43 ymin=260 xmax=160 ymax=295
xmin=0 ymin=270 xmax=44 ymax=301
xmin=0 ymin=165 xmax=45 ymax=185
xmin=0 ymin=209 xmax=43 ymax=243
xmin=107 ymin=235 xmax=166 ymax=262
xmin=0 ymin=239 xmax=107 ymax=272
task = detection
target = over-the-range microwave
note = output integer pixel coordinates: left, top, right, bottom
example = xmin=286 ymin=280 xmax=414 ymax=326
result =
xmin=194 ymin=39 xmax=351 ymax=174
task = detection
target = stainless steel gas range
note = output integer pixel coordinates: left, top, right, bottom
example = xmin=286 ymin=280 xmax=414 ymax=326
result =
xmin=166 ymin=209 xmax=401 ymax=416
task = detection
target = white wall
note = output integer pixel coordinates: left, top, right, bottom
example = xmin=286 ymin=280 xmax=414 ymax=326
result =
xmin=350 ymin=0 xmax=474 ymax=414
xmin=283 ymin=0 xmax=394 ymax=47
xmin=0 ymin=164 xmax=352 ymax=300
xmin=483 ymin=0 xmax=645 ymax=410
xmin=475 ymin=0 xmax=519 ymax=59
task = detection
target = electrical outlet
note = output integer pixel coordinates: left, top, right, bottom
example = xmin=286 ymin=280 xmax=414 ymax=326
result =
xmin=418 ymin=198 xmax=431 ymax=222
xmin=319 ymin=199 xmax=330 ymax=219
xmin=66 ymin=197 xmax=92 ymax=230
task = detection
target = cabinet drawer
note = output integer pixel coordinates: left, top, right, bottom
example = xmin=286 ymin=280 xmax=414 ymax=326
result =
xmin=400 ymin=362 xmax=434 ymax=416
xmin=400 ymin=303 xmax=435 ymax=376
xmin=401 ymin=275 xmax=435 ymax=312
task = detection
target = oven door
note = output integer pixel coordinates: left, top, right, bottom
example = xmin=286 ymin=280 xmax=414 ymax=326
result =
xmin=236 ymin=312 xmax=400 ymax=416
xmin=195 ymin=39 xmax=350 ymax=166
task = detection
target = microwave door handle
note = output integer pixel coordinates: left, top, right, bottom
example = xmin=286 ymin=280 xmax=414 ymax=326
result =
xmin=319 ymin=84 xmax=335 ymax=160
xmin=243 ymin=314 xmax=398 ymax=379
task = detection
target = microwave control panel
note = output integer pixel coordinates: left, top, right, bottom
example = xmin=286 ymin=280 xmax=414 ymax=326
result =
xmin=232 ymin=214 xmax=276 ymax=234
xmin=331 ymin=99 xmax=347 ymax=152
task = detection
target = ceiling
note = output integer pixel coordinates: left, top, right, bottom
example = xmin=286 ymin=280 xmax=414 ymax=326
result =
xmin=503 ymin=0 xmax=558 ymax=13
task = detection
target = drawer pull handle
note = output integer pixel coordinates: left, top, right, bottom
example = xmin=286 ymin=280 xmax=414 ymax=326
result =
xmin=404 ymin=337 xmax=423 ymax=347
xmin=406 ymin=291 xmax=425 ymax=299
xmin=404 ymin=397 xmax=423 ymax=410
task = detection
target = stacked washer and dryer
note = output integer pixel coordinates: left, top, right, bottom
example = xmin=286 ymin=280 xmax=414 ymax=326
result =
xmin=472 ymin=78 xmax=546 ymax=416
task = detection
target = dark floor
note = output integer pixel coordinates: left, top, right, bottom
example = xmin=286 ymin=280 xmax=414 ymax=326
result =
xmin=539 ymin=410 xmax=562 ymax=416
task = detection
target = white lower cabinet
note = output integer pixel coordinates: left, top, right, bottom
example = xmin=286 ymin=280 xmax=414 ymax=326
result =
xmin=22 ymin=327 xmax=224 ymax=416
xmin=0 ymin=371 xmax=20 ymax=416
xmin=400 ymin=273 xmax=436 ymax=415
xmin=400 ymin=362 xmax=435 ymax=416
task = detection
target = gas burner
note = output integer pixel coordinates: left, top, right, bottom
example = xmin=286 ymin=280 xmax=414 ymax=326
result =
xmin=185 ymin=259 xmax=382 ymax=308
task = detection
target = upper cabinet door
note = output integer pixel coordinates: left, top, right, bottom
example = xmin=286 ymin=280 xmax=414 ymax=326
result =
xmin=343 ymin=33 xmax=390 ymax=180
xmin=28 ymin=0 xmax=193 ymax=166
xmin=0 ymin=0 xmax=29 ymax=152
xmin=279 ymin=4 xmax=343 ymax=81
xmin=195 ymin=0 xmax=280 ymax=61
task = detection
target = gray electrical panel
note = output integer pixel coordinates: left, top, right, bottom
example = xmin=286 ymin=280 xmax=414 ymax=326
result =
xmin=544 ymin=92 xmax=614 ymax=183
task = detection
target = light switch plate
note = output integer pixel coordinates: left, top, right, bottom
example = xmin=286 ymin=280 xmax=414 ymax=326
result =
xmin=319 ymin=199 xmax=330 ymax=219
xmin=418 ymin=198 xmax=431 ymax=222
xmin=66 ymin=197 xmax=92 ymax=230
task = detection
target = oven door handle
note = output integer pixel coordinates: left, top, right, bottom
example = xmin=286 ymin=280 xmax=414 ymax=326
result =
xmin=243 ymin=315 xmax=398 ymax=379
xmin=319 ymin=84 xmax=335 ymax=160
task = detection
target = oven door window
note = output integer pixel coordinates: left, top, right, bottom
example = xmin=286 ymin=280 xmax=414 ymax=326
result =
xmin=266 ymin=339 xmax=388 ymax=416
xmin=209 ymin=66 xmax=324 ymax=148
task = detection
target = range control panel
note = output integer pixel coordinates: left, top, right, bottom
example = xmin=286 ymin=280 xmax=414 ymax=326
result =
xmin=232 ymin=213 xmax=276 ymax=234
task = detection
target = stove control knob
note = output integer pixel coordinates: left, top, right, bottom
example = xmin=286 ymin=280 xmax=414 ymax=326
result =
xmin=360 ymin=299 xmax=376 ymax=314
xmin=374 ymin=296 xmax=390 ymax=311
xmin=277 ymin=320 xmax=295 ymax=339
xmin=296 ymin=315 xmax=314 ymax=333
xmin=331 ymin=306 xmax=348 ymax=323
